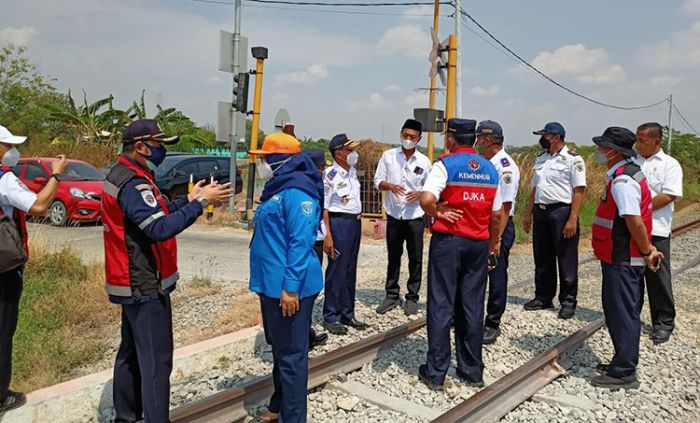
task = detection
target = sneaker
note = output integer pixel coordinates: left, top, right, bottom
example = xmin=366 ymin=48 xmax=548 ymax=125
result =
xmin=404 ymin=300 xmax=418 ymax=316
xmin=0 ymin=391 xmax=26 ymax=413
xmin=323 ymin=321 xmax=348 ymax=335
xmin=455 ymin=369 xmax=485 ymax=387
xmin=483 ymin=326 xmax=501 ymax=345
xmin=590 ymin=373 xmax=640 ymax=390
xmin=558 ymin=305 xmax=575 ymax=319
xmin=376 ymin=297 xmax=401 ymax=314
xmin=418 ymin=365 xmax=443 ymax=391
xmin=523 ymin=298 xmax=554 ymax=311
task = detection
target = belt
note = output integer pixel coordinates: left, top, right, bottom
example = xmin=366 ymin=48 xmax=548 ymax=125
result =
xmin=536 ymin=202 xmax=570 ymax=210
xmin=328 ymin=212 xmax=361 ymax=220
xmin=387 ymin=215 xmax=424 ymax=222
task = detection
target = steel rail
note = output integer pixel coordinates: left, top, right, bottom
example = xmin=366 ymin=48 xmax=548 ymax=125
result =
xmin=170 ymin=318 xmax=426 ymax=422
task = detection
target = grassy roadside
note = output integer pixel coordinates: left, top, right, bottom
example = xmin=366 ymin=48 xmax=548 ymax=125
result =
xmin=12 ymin=240 xmax=118 ymax=392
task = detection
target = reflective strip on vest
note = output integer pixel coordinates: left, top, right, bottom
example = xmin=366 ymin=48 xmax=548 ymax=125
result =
xmin=138 ymin=211 xmax=165 ymax=230
xmin=446 ymin=181 xmax=499 ymax=189
xmin=630 ymin=257 xmax=645 ymax=267
xmin=103 ymin=181 xmax=120 ymax=198
xmin=593 ymin=216 xmax=614 ymax=229
xmin=161 ymin=272 xmax=179 ymax=290
xmin=105 ymin=283 xmax=132 ymax=297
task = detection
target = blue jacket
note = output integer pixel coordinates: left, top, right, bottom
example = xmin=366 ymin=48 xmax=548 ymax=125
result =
xmin=249 ymin=187 xmax=323 ymax=299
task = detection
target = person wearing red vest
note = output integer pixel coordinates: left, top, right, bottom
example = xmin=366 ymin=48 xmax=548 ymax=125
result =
xmin=0 ymin=125 xmax=66 ymax=413
xmin=103 ymin=120 xmax=232 ymax=422
xmin=590 ymin=126 xmax=663 ymax=390
xmin=417 ymin=118 xmax=503 ymax=390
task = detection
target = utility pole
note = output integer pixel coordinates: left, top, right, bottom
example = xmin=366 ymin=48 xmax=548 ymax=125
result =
xmin=245 ymin=47 xmax=269 ymax=227
xmin=667 ymin=94 xmax=674 ymax=154
xmin=444 ymin=34 xmax=457 ymax=152
xmin=454 ymin=0 xmax=462 ymax=118
xmin=228 ymin=0 xmax=242 ymax=212
xmin=427 ymin=0 xmax=440 ymax=162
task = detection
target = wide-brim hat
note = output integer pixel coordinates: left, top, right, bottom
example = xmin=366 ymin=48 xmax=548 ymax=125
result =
xmin=593 ymin=126 xmax=636 ymax=157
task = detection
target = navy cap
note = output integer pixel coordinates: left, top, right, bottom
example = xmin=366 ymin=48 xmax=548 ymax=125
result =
xmin=444 ymin=118 xmax=477 ymax=135
xmin=533 ymin=121 xmax=566 ymax=139
xmin=476 ymin=120 xmax=503 ymax=138
xmin=328 ymin=133 xmax=359 ymax=153
xmin=593 ymin=126 xmax=636 ymax=157
xmin=305 ymin=148 xmax=328 ymax=169
xmin=123 ymin=119 xmax=179 ymax=145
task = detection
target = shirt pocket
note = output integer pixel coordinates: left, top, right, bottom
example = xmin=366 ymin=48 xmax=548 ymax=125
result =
xmin=645 ymin=171 xmax=664 ymax=194
xmin=547 ymin=162 xmax=569 ymax=183
xmin=336 ymin=185 xmax=351 ymax=199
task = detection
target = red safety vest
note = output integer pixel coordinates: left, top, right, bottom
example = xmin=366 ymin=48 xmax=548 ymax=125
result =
xmin=102 ymin=156 xmax=178 ymax=302
xmin=0 ymin=166 xmax=29 ymax=258
xmin=431 ymin=147 xmax=500 ymax=240
xmin=592 ymin=162 xmax=652 ymax=266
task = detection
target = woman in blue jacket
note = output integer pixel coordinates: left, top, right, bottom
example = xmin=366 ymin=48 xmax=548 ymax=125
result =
xmin=249 ymin=133 xmax=324 ymax=423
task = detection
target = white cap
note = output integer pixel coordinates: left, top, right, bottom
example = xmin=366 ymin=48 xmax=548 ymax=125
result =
xmin=0 ymin=125 xmax=27 ymax=145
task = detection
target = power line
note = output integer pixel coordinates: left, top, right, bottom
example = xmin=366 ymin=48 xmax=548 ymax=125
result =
xmin=672 ymin=104 xmax=700 ymax=136
xmin=459 ymin=7 xmax=669 ymax=111
xmin=232 ymin=3 xmax=435 ymax=16
xmin=191 ymin=0 xmax=451 ymax=6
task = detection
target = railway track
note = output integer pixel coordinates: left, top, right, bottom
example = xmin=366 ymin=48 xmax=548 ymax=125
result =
xmin=171 ymin=217 xmax=700 ymax=423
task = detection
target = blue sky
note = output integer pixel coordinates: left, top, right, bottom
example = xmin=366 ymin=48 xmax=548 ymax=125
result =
xmin=1 ymin=0 xmax=699 ymax=148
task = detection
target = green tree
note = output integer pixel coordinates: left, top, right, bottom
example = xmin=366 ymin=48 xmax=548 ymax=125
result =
xmin=48 ymin=90 xmax=129 ymax=145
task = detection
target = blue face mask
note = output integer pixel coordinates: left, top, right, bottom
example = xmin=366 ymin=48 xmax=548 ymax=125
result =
xmin=141 ymin=143 xmax=166 ymax=167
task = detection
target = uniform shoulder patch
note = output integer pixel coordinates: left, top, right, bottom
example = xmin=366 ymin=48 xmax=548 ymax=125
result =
xmin=567 ymin=150 xmax=579 ymax=156
xmin=500 ymin=157 xmax=510 ymax=167
xmin=301 ymin=201 xmax=313 ymax=216
xmin=134 ymin=183 xmax=153 ymax=191
xmin=503 ymin=174 xmax=513 ymax=184
xmin=140 ymin=190 xmax=158 ymax=208
xmin=327 ymin=169 xmax=337 ymax=181
xmin=574 ymin=162 xmax=585 ymax=172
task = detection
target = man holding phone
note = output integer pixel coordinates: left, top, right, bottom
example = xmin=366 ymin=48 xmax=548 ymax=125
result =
xmin=590 ymin=127 xmax=663 ymax=390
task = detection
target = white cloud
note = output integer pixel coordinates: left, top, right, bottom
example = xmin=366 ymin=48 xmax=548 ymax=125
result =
xmin=385 ymin=84 xmax=401 ymax=92
xmin=0 ymin=26 xmax=37 ymax=46
xmin=469 ymin=85 xmax=501 ymax=97
xmin=377 ymin=24 xmax=431 ymax=59
xmin=639 ymin=21 xmax=700 ymax=70
xmin=682 ymin=0 xmax=700 ymax=15
xmin=513 ymin=44 xmax=626 ymax=85
xmin=402 ymin=5 xmax=434 ymax=20
xmin=348 ymin=92 xmax=394 ymax=112
xmin=275 ymin=64 xmax=329 ymax=85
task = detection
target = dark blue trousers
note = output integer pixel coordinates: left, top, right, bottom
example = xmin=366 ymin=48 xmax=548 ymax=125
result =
xmin=601 ymin=263 xmax=643 ymax=378
xmin=261 ymin=294 xmax=317 ymax=423
xmin=323 ymin=216 xmax=361 ymax=323
xmin=425 ymin=233 xmax=488 ymax=385
xmin=0 ymin=267 xmax=22 ymax=400
xmin=113 ymin=295 xmax=173 ymax=423
xmin=485 ymin=218 xmax=515 ymax=329
xmin=532 ymin=204 xmax=579 ymax=308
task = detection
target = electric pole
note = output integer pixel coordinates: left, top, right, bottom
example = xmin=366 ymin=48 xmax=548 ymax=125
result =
xmin=444 ymin=34 xmax=457 ymax=152
xmin=454 ymin=0 xmax=462 ymax=117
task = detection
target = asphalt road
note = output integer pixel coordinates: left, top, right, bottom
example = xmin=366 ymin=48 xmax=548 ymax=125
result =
xmin=27 ymin=222 xmax=253 ymax=284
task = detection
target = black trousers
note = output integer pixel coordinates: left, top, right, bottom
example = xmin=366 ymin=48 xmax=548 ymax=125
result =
xmin=532 ymin=204 xmax=579 ymax=308
xmin=485 ymin=218 xmax=515 ymax=329
xmin=113 ymin=295 xmax=174 ymax=423
xmin=0 ymin=267 xmax=23 ymax=399
xmin=384 ymin=216 xmax=424 ymax=302
xmin=639 ymin=235 xmax=675 ymax=332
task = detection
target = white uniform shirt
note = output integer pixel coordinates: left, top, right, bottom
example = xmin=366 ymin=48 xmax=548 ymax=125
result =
xmin=0 ymin=171 xmax=37 ymax=217
xmin=634 ymin=150 xmax=683 ymax=237
xmin=531 ymin=145 xmax=587 ymax=205
xmin=607 ymin=160 xmax=641 ymax=217
xmin=490 ymin=149 xmax=520 ymax=217
xmin=374 ymin=147 xmax=432 ymax=220
xmin=323 ymin=162 xmax=362 ymax=214
xmin=422 ymin=161 xmax=504 ymax=212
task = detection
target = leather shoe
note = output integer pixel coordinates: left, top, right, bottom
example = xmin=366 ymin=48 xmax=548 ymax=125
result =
xmin=651 ymin=329 xmax=671 ymax=345
xmin=590 ymin=373 xmax=639 ymax=390
xmin=483 ymin=326 xmax=501 ymax=345
xmin=322 ymin=321 xmax=348 ymax=335
xmin=523 ymin=298 xmax=554 ymax=311
xmin=558 ymin=305 xmax=575 ymax=319
xmin=309 ymin=332 xmax=328 ymax=350
xmin=595 ymin=363 xmax=610 ymax=374
xmin=455 ymin=370 xmax=485 ymax=387
xmin=341 ymin=318 xmax=369 ymax=330
xmin=376 ymin=297 xmax=401 ymax=314
xmin=404 ymin=300 xmax=418 ymax=316
xmin=418 ymin=365 xmax=443 ymax=391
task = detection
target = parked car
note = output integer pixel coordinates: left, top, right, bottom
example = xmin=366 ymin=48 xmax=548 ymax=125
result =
xmin=154 ymin=154 xmax=243 ymax=202
xmin=11 ymin=158 xmax=104 ymax=226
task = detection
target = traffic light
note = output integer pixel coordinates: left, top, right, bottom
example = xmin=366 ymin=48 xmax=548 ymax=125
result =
xmin=233 ymin=72 xmax=250 ymax=112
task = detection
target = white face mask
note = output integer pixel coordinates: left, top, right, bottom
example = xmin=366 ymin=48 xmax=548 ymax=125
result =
xmin=401 ymin=139 xmax=418 ymax=150
xmin=595 ymin=150 xmax=610 ymax=165
xmin=256 ymin=156 xmax=291 ymax=180
xmin=1 ymin=147 xmax=20 ymax=167
xmin=347 ymin=151 xmax=359 ymax=167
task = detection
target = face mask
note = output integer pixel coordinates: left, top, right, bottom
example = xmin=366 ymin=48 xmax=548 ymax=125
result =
xmin=140 ymin=143 xmax=167 ymax=167
xmin=595 ymin=150 xmax=610 ymax=165
xmin=256 ymin=158 xmax=273 ymax=180
xmin=401 ymin=139 xmax=417 ymax=150
xmin=475 ymin=142 xmax=488 ymax=156
xmin=1 ymin=147 xmax=20 ymax=167
xmin=347 ymin=151 xmax=359 ymax=167
xmin=539 ymin=136 xmax=550 ymax=150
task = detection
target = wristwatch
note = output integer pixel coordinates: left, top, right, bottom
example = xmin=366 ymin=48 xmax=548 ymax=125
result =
xmin=196 ymin=197 xmax=209 ymax=208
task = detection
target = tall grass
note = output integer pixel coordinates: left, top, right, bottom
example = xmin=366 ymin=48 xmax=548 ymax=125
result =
xmin=12 ymin=239 xmax=117 ymax=392
xmin=21 ymin=138 xmax=119 ymax=168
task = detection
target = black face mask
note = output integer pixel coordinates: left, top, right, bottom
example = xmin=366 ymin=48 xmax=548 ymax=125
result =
xmin=539 ymin=136 xmax=550 ymax=150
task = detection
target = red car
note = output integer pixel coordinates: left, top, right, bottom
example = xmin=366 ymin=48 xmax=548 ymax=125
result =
xmin=12 ymin=158 xmax=104 ymax=226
